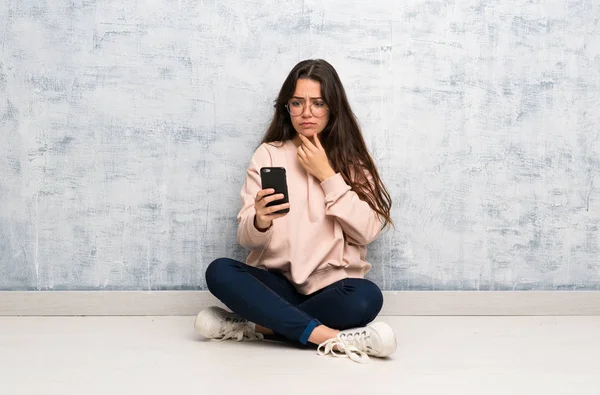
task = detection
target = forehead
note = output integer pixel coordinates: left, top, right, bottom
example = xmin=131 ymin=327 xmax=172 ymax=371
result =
xmin=293 ymin=79 xmax=322 ymax=97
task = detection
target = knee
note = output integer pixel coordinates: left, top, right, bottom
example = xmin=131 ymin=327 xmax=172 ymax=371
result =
xmin=346 ymin=280 xmax=384 ymax=326
xmin=205 ymin=257 xmax=240 ymax=293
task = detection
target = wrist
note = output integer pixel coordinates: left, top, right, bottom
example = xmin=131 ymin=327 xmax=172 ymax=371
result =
xmin=318 ymin=168 xmax=336 ymax=182
xmin=254 ymin=215 xmax=271 ymax=232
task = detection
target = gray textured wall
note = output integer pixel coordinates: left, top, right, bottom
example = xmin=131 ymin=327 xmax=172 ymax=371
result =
xmin=1 ymin=0 xmax=599 ymax=291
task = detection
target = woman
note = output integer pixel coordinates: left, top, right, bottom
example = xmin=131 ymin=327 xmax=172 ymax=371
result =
xmin=195 ymin=59 xmax=397 ymax=363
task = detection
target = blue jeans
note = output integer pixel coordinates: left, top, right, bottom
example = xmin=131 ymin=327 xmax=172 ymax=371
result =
xmin=205 ymin=257 xmax=384 ymax=344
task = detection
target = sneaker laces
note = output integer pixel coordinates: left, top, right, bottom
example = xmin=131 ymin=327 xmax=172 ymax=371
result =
xmin=216 ymin=317 xmax=264 ymax=342
xmin=317 ymin=335 xmax=370 ymax=364
xmin=339 ymin=329 xmax=372 ymax=353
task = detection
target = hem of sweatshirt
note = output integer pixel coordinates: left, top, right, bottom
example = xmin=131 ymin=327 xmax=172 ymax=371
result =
xmin=296 ymin=266 xmax=349 ymax=295
xmin=319 ymin=173 xmax=350 ymax=196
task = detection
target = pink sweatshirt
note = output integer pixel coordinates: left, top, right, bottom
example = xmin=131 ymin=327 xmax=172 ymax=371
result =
xmin=236 ymin=140 xmax=384 ymax=295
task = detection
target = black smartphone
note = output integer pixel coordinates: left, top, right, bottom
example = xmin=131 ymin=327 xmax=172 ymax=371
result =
xmin=260 ymin=167 xmax=290 ymax=214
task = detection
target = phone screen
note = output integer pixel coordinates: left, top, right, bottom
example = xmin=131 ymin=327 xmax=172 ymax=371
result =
xmin=260 ymin=167 xmax=290 ymax=214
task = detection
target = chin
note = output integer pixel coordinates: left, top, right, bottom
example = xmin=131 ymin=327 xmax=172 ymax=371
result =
xmin=297 ymin=129 xmax=321 ymax=137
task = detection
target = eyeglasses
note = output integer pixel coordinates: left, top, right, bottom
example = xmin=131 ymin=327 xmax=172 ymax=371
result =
xmin=285 ymin=100 xmax=329 ymax=118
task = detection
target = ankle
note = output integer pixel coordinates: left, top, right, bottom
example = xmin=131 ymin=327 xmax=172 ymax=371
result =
xmin=308 ymin=325 xmax=340 ymax=345
xmin=254 ymin=324 xmax=274 ymax=336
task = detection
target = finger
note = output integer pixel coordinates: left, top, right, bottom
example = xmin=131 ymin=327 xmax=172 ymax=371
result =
xmin=297 ymin=145 xmax=307 ymax=159
xmin=258 ymin=188 xmax=275 ymax=198
xmin=261 ymin=193 xmax=285 ymax=205
xmin=268 ymin=203 xmax=290 ymax=214
xmin=256 ymin=188 xmax=275 ymax=201
xmin=298 ymin=134 xmax=316 ymax=151
xmin=257 ymin=204 xmax=283 ymax=217
xmin=297 ymin=154 xmax=308 ymax=168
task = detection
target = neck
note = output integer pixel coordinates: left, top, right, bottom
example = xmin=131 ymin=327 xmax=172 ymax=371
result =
xmin=291 ymin=134 xmax=321 ymax=147
xmin=291 ymin=135 xmax=301 ymax=147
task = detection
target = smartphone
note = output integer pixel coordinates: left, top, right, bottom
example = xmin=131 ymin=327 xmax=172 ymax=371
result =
xmin=260 ymin=167 xmax=290 ymax=214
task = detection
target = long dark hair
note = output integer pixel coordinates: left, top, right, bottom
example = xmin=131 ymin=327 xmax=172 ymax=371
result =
xmin=261 ymin=59 xmax=393 ymax=229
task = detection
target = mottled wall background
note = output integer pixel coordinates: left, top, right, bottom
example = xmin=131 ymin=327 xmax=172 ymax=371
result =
xmin=1 ymin=0 xmax=599 ymax=291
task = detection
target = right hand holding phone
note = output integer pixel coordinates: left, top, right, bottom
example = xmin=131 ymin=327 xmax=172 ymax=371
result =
xmin=254 ymin=188 xmax=290 ymax=231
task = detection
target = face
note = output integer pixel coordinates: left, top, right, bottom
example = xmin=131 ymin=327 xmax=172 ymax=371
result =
xmin=288 ymin=78 xmax=330 ymax=141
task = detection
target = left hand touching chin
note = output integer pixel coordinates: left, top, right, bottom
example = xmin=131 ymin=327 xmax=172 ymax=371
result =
xmin=297 ymin=134 xmax=336 ymax=182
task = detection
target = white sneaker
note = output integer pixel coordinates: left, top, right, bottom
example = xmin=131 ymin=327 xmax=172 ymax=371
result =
xmin=194 ymin=306 xmax=264 ymax=341
xmin=317 ymin=322 xmax=397 ymax=363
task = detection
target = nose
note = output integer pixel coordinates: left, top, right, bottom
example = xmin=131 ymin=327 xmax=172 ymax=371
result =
xmin=301 ymin=103 xmax=312 ymax=118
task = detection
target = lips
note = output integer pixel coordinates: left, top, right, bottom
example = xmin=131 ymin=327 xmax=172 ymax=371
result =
xmin=300 ymin=122 xmax=315 ymax=127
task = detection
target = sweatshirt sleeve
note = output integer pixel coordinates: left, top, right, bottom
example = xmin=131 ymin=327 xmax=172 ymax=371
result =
xmin=319 ymin=171 xmax=384 ymax=246
xmin=236 ymin=144 xmax=274 ymax=250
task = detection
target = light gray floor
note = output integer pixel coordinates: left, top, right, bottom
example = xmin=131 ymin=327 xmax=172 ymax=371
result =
xmin=1 ymin=316 xmax=599 ymax=395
